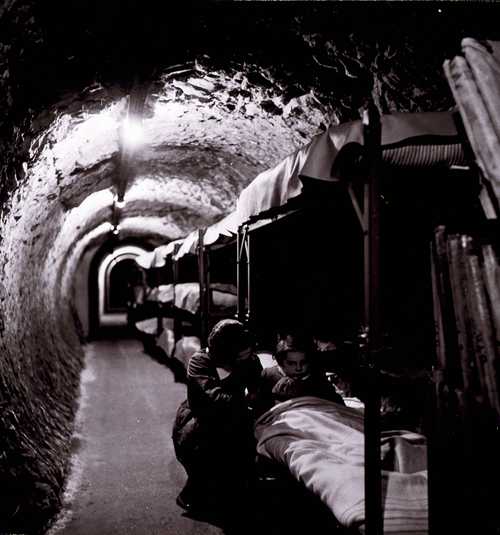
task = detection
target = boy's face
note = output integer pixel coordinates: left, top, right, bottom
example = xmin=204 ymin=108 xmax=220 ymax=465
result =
xmin=281 ymin=351 xmax=309 ymax=379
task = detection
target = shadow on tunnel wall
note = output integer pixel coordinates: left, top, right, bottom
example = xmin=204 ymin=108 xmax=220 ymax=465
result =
xmin=0 ymin=265 xmax=84 ymax=533
xmin=0 ymin=237 xmax=155 ymax=534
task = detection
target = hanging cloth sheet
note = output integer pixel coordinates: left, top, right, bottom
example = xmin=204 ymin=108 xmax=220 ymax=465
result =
xmin=147 ymin=283 xmax=237 ymax=316
xmin=135 ymin=239 xmax=183 ymax=269
xmin=444 ymin=38 xmax=500 ymax=208
xmin=172 ymin=112 xmax=465 ymax=260
xmin=233 ymin=111 xmax=464 ymax=222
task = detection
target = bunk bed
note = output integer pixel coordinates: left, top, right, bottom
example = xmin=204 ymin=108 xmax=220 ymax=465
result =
xmin=243 ymin=101 xmax=497 ymax=532
xmin=147 ymin=282 xmax=237 ymax=318
xmin=146 ymin=282 xmax=237 ymax=364
xmin=157 ymin=111 xmax=457 ymax=533
xmin=158 ymin=37 xmax=499 ymax=535
xmin=133 ymin=241 xmax=238 ymax=362
xmin=255 ymin=396 xmax=428 ymax=534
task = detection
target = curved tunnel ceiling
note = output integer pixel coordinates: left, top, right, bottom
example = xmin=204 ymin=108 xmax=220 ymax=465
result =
xmin=20 ymin=63 xmax=332 ymax=302
xmin=5 ymin=2 xmax=495 ymax=310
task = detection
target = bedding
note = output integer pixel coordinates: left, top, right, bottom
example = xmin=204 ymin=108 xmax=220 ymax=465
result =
xmin=134 ymin=316 xmax=200 ymax=363
xmin=147 ymin=283 xmax=237 ymax=315
xmin=254 ymin=396 xmax=428 ymax=534
xmin=135 ymin=316 xmax=160 ymax=335
xmin=156 ymin=318 xmax=175 ymax=357
xmin=172 ymin=335 xmax=201 ymax=368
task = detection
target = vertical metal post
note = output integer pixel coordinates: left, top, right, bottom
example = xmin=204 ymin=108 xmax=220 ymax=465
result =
xmin=363 ymin=180 xmax=371 ymax=326
xmin=206 ymin=245 xmax=212 ymax=331
xmin=157 ymin=307 xmax=162 ymax=337
xmin=172 ymin=243 xmax=181 ymax=345
xmin=363 ymin=102 xmax=383 ymax=535
xmin=197 ymin=228 xmax=209 ymax=347
xmin=237 ymin=226 xmax=244 ymax=322
xmin=237 ymin=225 xmax=248 ymax=323
xmin=246 ymin=231 xmax=252 ymax=327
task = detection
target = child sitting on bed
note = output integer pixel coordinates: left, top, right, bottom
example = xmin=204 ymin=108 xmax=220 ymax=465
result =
xmin=256 ymin=332 xmax=344 ymax=413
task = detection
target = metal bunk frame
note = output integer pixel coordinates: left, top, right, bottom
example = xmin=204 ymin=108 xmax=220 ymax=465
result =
xmin=170 ymin=242 xmax=182 ymax=349
xmin=197 ymin=228 xmax=210 ymax=347
xmin=356 ymin=103 xmax=383 ymax=535
xmin=168 ymin=100 xmax=498 ymax=534
xmin=235 ymin=102 xmax=385 ymax=534
xmin=236 ymin=205 xmax=302 ymax=328
xmin=197 ymin=229 xmax=240 ymax=348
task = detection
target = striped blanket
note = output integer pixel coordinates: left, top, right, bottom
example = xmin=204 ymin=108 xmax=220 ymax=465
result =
xmin=254 ymin=397 xmax=428 ymax=534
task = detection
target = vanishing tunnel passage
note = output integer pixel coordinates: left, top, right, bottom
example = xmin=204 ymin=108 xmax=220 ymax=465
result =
xmin=0 ymin=2 xmax=499 ymax=534
xmin=97 ymin=245 xmax=147 ymax=327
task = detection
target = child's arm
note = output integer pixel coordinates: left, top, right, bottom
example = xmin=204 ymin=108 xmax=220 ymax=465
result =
xmin=272 ymin=376 xmax=308 ymax=402
xmin=250 ymin=368 xmax=277 ymax=416
xmin=313 ymin=373 xmax=345 ymax=405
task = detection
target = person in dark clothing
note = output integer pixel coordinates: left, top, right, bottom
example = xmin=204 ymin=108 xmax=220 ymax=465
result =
xmin=172 ymin=319 xmax=262 ymax=517
xmin=257 ymin=332 xmax=345 ymax=413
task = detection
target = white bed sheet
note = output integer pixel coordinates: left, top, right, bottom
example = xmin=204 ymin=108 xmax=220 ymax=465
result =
xmin=255 ymin=396 xmax=428 ymax=534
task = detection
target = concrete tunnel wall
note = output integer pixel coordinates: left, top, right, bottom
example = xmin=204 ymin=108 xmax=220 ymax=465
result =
xmin=1 ymin=2 xmax=498 ymax=532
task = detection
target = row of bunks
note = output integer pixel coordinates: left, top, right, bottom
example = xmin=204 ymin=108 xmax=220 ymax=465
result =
xmin=128 ymin=37 xmax=500 ymax=535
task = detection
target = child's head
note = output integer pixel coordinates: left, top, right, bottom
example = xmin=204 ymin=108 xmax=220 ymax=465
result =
xmin=275 ymin=333 xmax=314 ymax=379
xmin=208 ymin=319 xmax=254 ymax=365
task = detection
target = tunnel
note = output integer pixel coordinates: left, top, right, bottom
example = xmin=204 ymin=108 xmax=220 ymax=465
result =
xmin=0 ymin=2 xmax=499 ymax=533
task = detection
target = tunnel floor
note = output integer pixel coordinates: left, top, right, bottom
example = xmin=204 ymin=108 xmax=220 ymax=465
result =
xmin=46 ymin=337 xmax=344 ymax=535
xmin=48 ymin=338 xmax=224 ymax=535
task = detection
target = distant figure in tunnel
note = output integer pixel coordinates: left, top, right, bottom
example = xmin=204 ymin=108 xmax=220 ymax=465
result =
xmin=172 ymin=319 xmax=262 ymax=519
xmin=126 ymin=266 xmax=148 ymax=326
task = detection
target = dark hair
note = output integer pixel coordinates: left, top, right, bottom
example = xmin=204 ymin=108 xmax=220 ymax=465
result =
xmin=208 ymin=319 xmax=253 ymax=363
xmin=275 ymin=332 xmax=314 ymax=366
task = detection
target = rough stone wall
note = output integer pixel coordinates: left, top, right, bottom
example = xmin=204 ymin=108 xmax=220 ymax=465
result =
xmin=0 ymin=126 xmax=83 ymax=533
xmin=0 ymin=54 xmax=126 ymax=528
xmin=0 ymin=194 xmax=82 ymax=532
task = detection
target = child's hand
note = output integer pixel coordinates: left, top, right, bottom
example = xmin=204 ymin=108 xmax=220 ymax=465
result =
xmin=272 ymin=377 xmax=306 ymax=400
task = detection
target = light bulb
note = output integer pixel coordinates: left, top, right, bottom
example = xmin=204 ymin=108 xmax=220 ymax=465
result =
xmin=122 ymin=118 xmax=144 ymax=149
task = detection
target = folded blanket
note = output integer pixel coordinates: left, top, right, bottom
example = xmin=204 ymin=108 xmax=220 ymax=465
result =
xmin=255 ymin=397 xmax=428 ymax=534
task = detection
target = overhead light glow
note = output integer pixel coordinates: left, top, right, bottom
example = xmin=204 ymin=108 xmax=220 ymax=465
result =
xmin=80 ymin=189 xmax=114 ymax=212
xmin=122 ymin=118 xmax=144 ymax=149
xmin=91 ymin=114 xmax=116 ymax=134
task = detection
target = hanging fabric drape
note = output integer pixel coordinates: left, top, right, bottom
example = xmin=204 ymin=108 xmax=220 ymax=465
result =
xmin=429 ymin=225 xmax=500 ymax=533
xmin=444 ymin=38 xmax=500 ymax=209
xmin=431 ymin=225 xmax=500 ymax=417
xmin=169 ymin=112 xmax=465 ymax=262
xmin=135 ymin=239 xmax=183 ymax=269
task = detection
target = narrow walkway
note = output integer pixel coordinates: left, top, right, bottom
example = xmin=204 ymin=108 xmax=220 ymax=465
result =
xmin=51 ymin=338 xmax=223 ymax=535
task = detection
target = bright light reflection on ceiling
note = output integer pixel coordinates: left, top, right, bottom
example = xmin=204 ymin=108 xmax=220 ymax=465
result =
xmin=78 ymin=189 xmax=114 ymax=213
xmin=121 ymin=117 xmax=145 ymax=149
